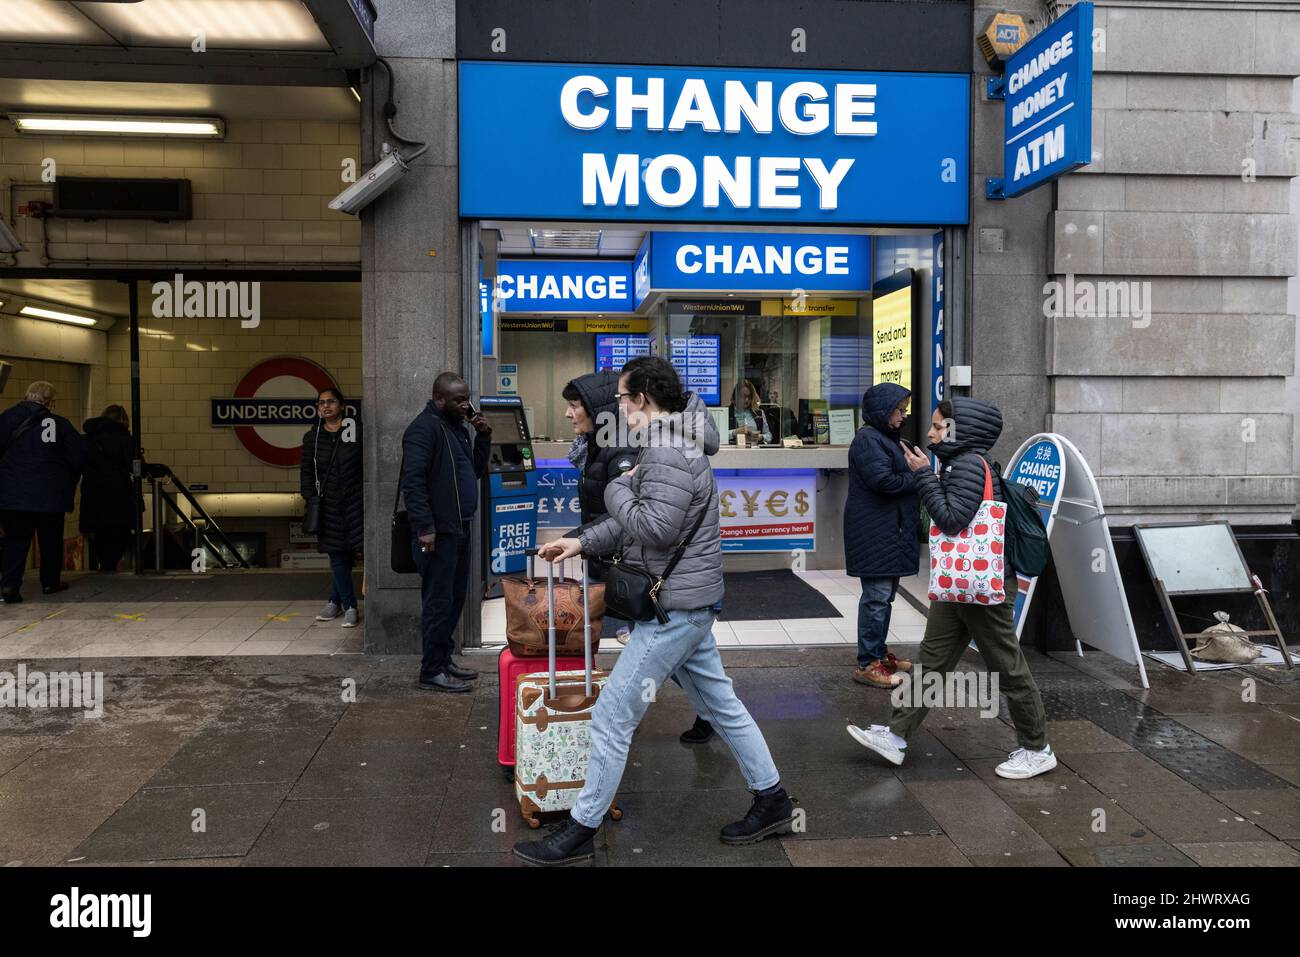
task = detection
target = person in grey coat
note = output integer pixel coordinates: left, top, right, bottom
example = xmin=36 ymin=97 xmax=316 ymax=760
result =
xmin=514 ymin=356 xmax=794 ymax=866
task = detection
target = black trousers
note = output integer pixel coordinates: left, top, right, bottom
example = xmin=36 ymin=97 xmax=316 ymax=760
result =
xmin=1 ymin=510 xmax=65 ymax=592
xmin=92 ymin=530 xmax=130 ymax=572
xmin=415 ymin=522 xmax=473 ymax=680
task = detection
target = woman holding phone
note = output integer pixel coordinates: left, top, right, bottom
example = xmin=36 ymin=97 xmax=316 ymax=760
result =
xmin=301 ymin=388 xmax=364 ymax=628
xmin=514 ymin=356 xmax=794 ymax=866
xmin=847 ymin=397 xmax=1055 ymax=781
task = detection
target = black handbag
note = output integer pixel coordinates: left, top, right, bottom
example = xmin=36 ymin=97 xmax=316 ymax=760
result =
xmin=303 ymin=425 xmax=340 ymax=536
xmin=390 ymin=453 xmax=418 ymax=574
xmin=603 ymin=503 xmax=708 ymax=625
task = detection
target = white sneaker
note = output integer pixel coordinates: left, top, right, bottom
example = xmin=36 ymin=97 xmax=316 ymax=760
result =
xmin=846 ymin=724 xmax=906 ymax=766
xmin=341 ymin=608 xmax=359 ymax=628
xmin=995 ymin=745 xmax=1057 ymax=779
xmin=316 ymin=601 xmax=342 ymax=621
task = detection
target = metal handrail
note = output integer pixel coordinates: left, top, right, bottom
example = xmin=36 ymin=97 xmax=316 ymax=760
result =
xmin=146 ymin=462 xmax=252 ymax=569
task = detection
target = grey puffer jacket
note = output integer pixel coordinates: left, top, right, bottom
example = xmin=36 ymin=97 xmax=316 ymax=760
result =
xmin=577 ymin=392 xmax=723 ymax=612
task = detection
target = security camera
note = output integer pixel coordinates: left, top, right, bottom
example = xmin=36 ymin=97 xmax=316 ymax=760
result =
xmin=328 ymin=147 xmax=411 ymax=215
xmin=0 ymin=217 xmax=23 ymax=254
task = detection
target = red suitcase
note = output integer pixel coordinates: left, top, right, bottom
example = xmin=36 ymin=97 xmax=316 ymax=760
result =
xmin=497 ymin=645 xmax=591 ymax=768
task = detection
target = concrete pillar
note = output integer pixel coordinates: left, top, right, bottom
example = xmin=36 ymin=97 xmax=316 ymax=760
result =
xmin=360 ymin=0 xmax=461 ymax=653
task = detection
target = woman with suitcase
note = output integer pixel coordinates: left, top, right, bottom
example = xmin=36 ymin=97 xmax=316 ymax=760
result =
xmin=514 ymin=356 xmax=794 ymax=866
xmin=562 ymin=369 xmax=714 ymax=745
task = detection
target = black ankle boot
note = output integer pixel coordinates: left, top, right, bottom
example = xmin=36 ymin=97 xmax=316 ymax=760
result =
xmin=513 ymin=816 xmax=598 ymax=866
xmin=719 ymin=786 xmax=795 ymax=846
xmin=679 ymin=715 xmax=714 ymax=744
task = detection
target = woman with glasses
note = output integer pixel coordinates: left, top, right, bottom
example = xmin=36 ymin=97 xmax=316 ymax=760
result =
xmin=300 ymin=388 xmax=364 ymax=628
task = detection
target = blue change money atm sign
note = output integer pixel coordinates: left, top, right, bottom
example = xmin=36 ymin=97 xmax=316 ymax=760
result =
xmin=988 ymin=2 xmax=1093 ymax=199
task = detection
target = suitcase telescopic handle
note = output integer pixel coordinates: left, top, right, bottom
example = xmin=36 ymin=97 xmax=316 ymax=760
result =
xmin=545 ymin=555 xmax=594 ymax=699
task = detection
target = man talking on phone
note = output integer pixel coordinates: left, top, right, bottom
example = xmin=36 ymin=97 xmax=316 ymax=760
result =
xmin=401 ymin=372 xmax=492 ymax=692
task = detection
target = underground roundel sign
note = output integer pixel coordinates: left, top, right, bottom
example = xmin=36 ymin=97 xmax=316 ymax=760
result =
xmin=211 ymin=357 xmax=353 ymax=467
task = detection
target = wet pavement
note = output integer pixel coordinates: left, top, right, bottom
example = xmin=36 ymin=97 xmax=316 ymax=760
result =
xmin=0 ymin=644 xmax=1298 ymax=867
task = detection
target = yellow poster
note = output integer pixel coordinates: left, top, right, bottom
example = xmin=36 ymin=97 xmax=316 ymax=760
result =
xmin=872 ymin=286 xmax=912 ymax=389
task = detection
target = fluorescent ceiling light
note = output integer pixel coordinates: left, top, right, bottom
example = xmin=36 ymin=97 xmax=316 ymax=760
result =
xmin=350 ymin=86 xmax=361 ymax=103
xmin=10 ymin=114 xmax=225 ymax=138
xmin=20 ymin=305 xmax=98 ymax=327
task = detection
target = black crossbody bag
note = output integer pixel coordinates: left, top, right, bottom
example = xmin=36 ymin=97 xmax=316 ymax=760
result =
xmin=603 ymin=502 xmax=708 ymax=625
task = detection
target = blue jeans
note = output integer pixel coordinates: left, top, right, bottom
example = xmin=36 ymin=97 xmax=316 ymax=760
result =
xmin=857 ymin=576 xmax=899 ymax=667
xmin=328 ymin=551 xmax=357 ymax=610
xmin=570 ymin=606 xmax=780 ymax=828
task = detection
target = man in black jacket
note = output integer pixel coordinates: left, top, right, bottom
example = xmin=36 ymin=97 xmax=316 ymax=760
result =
xmin=0 ymin=381 xmax=87 ymax=602
xmin=401 ymin=372 xmax=492 ymax=692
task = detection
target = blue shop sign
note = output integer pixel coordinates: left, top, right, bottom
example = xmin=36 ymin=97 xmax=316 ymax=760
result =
xmin=643 ymin=232 xmax=870 ymax=296
xmin=534 ymin=460 xmax=583 ymax=530
xmin=493 ymin=258 xmax=635 ymax=313
xmin=459 ymin=61 xmax=970 ymax=225
xmin=988 ymin=2 xmax=1094 ymax=199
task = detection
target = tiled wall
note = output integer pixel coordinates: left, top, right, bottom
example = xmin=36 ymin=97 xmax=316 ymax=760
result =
xmin=103 ymin=315 xmax=362 ymax=493
xmin=0 ymin=119 xmax=362 ymax=265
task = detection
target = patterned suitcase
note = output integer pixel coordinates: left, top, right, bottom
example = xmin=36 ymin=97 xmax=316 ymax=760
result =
xmin=514 ymin=558 xmax=621 ymax=828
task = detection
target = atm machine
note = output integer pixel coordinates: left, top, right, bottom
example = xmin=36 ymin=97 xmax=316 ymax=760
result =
xmin=478 ymin=395 xmax=541 ymax=596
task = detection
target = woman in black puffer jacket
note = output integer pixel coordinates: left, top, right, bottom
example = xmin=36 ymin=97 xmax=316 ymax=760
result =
xmin=300 ymin=388 xmax=364 ymax=627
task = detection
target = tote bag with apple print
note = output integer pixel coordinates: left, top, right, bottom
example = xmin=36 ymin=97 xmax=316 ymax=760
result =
xmin=927 ymin=457 xmax=1008 ymax=605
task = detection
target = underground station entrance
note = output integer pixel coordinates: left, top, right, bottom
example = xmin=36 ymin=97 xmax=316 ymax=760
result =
xmin=0 ymin=274 xmax=368 ymax=656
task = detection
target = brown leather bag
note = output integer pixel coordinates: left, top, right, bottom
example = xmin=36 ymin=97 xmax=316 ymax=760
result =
xmin=502 ymin=571 xmax=606 ymax=657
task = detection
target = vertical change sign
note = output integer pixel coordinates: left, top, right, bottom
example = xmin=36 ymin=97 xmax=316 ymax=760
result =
xmin=987 ymin=2 xmax=1094 ymax=199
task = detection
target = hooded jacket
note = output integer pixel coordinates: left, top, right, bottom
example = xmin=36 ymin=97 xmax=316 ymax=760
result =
xmin=844 ymin=383 xmax=920 ymax=578
xmin=918 ymin=396 xmax=1011 ymax=537
xmin=566 ymin=371 xmax=639 ymax=531
xmin=577 ymin=392 xmax=723 ymax=612
xmin=80 ymin=415 xmax=137 ymax=533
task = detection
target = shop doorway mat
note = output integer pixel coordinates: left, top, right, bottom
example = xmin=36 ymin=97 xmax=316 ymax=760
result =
xmin=717 ymin=569 xmax=842 ymax=622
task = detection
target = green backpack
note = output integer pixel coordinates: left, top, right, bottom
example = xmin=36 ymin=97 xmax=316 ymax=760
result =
xmin=995 ymin=463 xmax=1050 ymax=577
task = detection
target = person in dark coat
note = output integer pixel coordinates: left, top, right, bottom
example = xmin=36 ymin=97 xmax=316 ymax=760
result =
xmin=848 ymin=397 xmax=1056 ymax=781
xmin=80 ymin=404 xmax=137 ymax=573
xmin=844 ymin=382 xmax=920 ymax=688
xmin=0 ymin=381 xmax=87 ymax=602
xmin=402 ymin=372 xmax=492 ymax=692
xmin=301 ymin=388 xmax=365 ymax=628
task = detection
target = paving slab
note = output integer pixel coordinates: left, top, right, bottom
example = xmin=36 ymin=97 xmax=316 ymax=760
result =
xmin=289 ymin=739 xmax=459 ymax=800
xmin=782 ymin=834 xmax=970 ymax=867
xmin=1174 ymin=712 xmax=1300 ymax=764
xmin=1060 ymin=751 xmax=1203 ymax=796
xmin=1175 ymin=840 xmax=1300 ymax=866
xmin=1059 ymin=842 xmax=1197 ymax=867
xmin=1210 ymin=789 xmax=1300 ymax=840
xmin=904 ymin=778 xmax=1057 ymax=857
xmin=72 ymin=782 xmax=291 ymax=862
xmin=1150 ymin=746 xmax=1294 ymax=792
xmin=1113 ymin=789 xmax=1272 ymax=844
xmin=600 ymin=789 xmax=791 ymax=866
xmin=244 ymin=795 xmax=444 ymax=866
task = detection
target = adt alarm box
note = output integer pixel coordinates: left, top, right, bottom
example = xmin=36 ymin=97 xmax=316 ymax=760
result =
xmin=479 ymin=395 xmax=540 ymax=584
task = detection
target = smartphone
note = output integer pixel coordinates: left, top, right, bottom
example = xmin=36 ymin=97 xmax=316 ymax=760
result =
xmin=466 ymin=401 xmax=478 ymax=418
xmin=901 ymin=439 xmax=922 ymax=455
